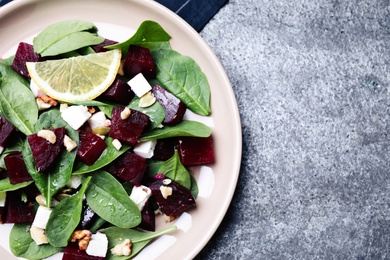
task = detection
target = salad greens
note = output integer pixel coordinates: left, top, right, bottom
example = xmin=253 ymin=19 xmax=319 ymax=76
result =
xmin=1 ymin=19 xmax=213 ymax=259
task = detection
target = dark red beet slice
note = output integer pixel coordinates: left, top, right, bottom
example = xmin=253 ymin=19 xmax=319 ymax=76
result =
xmin=106 ymin=151 xmax=146 ymax=186
xmin=109 ymin=107 xmax=150 ymax=147
xmin=63 ymin=242 xmax=104 ymax=260
xmin=77 ymin=131 xmax=107 ymax=166
xmin=27 ymin=127 xmax=66 ymax=173
xmin=3 ymin=190 xmax=35 ymax=223
xmin=4 ymin=151 xmax=33 ymax=184
xmin=11 ymin=42 xmax=41 ymax=78
xmin=123 ymin=45 xmax=155 ymax=79
xmin=149 ymin=174 xmax=195 ymax=218
xmin=152 ymin=85 xmax=187 ymax=125
xmin=152 ymin=137 xmax=178 ymax=161
xmin=91 ymin=38 xmax=118 ymax=53
xmin=138 ymin=200 xmax=155 ymax=231
xmin=178 ymin=136 xmax=215 ymax=166
xmin=0 ymin=116 xmax=15 ymax=149
xmin=98 ymin=77 xmax=134 ymax=105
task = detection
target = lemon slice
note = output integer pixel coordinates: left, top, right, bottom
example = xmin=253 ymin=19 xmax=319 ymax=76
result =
xmin=27 ymin=49 xmax=121 ymax=102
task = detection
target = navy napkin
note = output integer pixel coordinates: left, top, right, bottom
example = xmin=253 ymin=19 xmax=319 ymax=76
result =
xmin=0 ymin=0 xmax=227 ymax=32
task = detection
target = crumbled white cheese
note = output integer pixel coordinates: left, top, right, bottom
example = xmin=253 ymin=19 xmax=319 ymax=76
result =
xmin=120 ymin=107 xmax=131 ymax=120
xmin=88 ymin=111 xmax=109 ymax=131
xmin=86 ymin=232 xmax=108 ymax=258
xmin=127 ymin=73 xmax=152 ymax=98
xmin=67 ymin=175 xmax=83 ymax=189
xmin=64 ymin=135 xmax=77 ymax=152
xmin=32 ymin=205 xmax=52 ymax=229
xmin=61 ymin=105 xmax=91 ymax=130
xmin=133 ymin=140 xmax=157 ymax=159
xmin=29 ymin=79 xmax=46 ymax=98
xmin=0 ymin=192 xmax=6 ymax=207
xmin=112 ymin=139 xmax=122 ymax=150
xmin=129 ymin=185 xmax=152 ymax=211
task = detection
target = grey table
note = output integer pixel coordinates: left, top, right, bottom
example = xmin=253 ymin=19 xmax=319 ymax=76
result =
xmin=196 ymin=0 xmax=389 ymax=259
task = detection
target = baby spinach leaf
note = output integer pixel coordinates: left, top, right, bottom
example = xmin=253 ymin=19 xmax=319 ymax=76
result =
xmin=33 ymin=19 xmax=105 ymax=57
xmin=152 ymin=49 xmax=211 ymax=116
xmin=140 ymin=120 xmax=211 ymax=141
xmin=84 ymin=170 xmax=141 ymax=228
xmin=72 ymin=137 xmax=130 ymax=175
xmin=158 ymin=150 xmax=191 ymax=190
xmin=190 ymin=174 xmax=199 ymax=199
xmin=0 ymin=56 xmax=14 ymax=66
xmin=0 ymin=178 xmax=33 ymax=192
xmin=70 ymin=100 xmax=115 ymax=118
xmin=23 ymin=109 xmax=78 ymax=207
xmin=100 ymin=225 xmax=177 ymax=259
xmin=9 ymin=223 xmax=62 ymax=260
xmin=89 ymin=216 xmax=107 ymax=233
xmin=128 ymin=96 xmax=165 ymax=129
xmin=144 ymin=159 xmax=164 ymax=179
xmin=0 ymin=76 xmax=38 ymax=136
xmin=0 ymin=62 xmax=29 ymax=86
xmin=0 ymin=133 xmax=24 ymax=168
xmin=106 ymin=20 xmax=171 ymax=54
xmin=46 ymin=177 xmax=91 ymax=247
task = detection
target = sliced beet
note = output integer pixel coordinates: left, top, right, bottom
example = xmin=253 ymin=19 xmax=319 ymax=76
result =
xmin=77 ymin=131 xmax=107 ymax=166
xmin=149 ymin=174 xmax=195 ymax=218
xmin=11 ymin=42 xmax=42 ymax=78
xmin=138 ymin=200 xmax=155 ymax=231
xmin=98 ymin=77 xmax=134 ymax=105
xmin=91 ymin=38 xmax=118 ymax=53
xmin=3 ymin=190 xmax=35 ymax=223
xmin=152 ymin=137 xmax=178 ymax=161
xmin=27 ymin=127 xmax=66 ymax=173
xmin=152 ymin=85 xmax=187 ymax=125
xmin=106 ymin=151 xmax=146 ymax=186
xmin=109 ymin=107 xmax=150 ymax=147
xmin=0 ymin=116 xmax=15 ymax=150
xmin=4 ymin=151 xmax=33 ymax=184
xmin=178 ymin=136 xmax=215 ymax=166
xmin=123 ymin=45 xmax=155 ymax=79
xmin=63 ymin=242 xmax=104 ymax=260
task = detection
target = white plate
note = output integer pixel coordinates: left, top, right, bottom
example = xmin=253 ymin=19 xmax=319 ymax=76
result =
xmin=0 ymin=0 xmax=242 ymax=259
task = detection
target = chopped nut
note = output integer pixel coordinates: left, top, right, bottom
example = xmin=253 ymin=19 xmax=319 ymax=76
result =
xmin=111 ymin=239 xmax=132 ymax=256
xmin=112 ymin=139 xmax=122 ymax=150
xmin=117 ymin=62 xmax=124 ymax=76
xmin=162 ymin=179 xmax=172 ymax=185
xmin=71 ymin=230 xmax=92 ymax=250
xmin=30 ymin=225 xmax=49 ymax=245
xmin=36 ymin=98 xmax=52 ymax=111
xmin=64 ymin=135 xmax=77 ymax=152
xmin=164 ymin=214 xmax=175 ymax=222
xmin=120 ymin=107 xmax=131 ymax=120
xmin=88 ymin=106 xmax=96 ymax=113
xmin=139 ymin=91 xmax=156 ymax=108
xmin=37 ymin=129 xmax=56 ymax=144
xmin=160 ymin=185 xmax=173 ymax=199
xmin=40 ymin=96 xmax=58 ymax=106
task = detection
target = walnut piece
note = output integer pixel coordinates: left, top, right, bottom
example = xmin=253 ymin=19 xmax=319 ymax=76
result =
xmin=71 ymin=230 xmax=92 ymax=250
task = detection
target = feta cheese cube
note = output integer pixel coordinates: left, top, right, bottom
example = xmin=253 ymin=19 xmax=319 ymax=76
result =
xmin=127 ymin=73 xmax=152 ymax=98
xmin=61 ymin=105 xmax=91 ymax=130
xmin=112 ymin=139 xmax=122 ymax=150
xmin=87 ymin=111 xmax=108 ymax=130
xmin=130 ymin=185 xmax=152 ymax=211
xmin=30 ymin=79 xmax=46 ymax=98
xmin=67 ymin=175 xmax=83 ymax=189
xmin=183 ymin=109 xmax=215 ymax=128
xmin=86 ymin=232 xmax=108 ymax=258
xmin=32 ymin=205 xmax=52 ymax=229
xmin=133 ymin=140 xmax=157 ymax=159
xmin=0 ymin=192 xmax=6 ymax=207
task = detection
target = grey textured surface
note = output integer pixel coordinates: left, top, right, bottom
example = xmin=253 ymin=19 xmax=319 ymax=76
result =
xmin=196 ymin=0 xmax=390 ymax=259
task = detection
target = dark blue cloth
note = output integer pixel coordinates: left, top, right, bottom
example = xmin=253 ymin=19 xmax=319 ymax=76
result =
xmin=0 ymin=0 xmax=227 ymax=32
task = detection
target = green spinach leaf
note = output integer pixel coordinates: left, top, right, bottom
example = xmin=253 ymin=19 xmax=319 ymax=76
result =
xmin=140 ymin=120 xmax=211 ymax=141
xmin=0 ymin=62 xmax=29 ymax=86
xmin=100 ymin=225 xmax=177 ymax=259
xmin=0 ymin=56 xmax=14 ymax=66
xmin=46 ymin=177 xmax=91 ymax=247
xmin=0 ymin=76 xmax=38 ymax=136
xmin=152 ymin=49 xmax=211 ymax=116
xmin=158 ymin=150 xmax=191 ymax=190
xmin=106 ymin=20 xmax=171 ymax=54
xmin=33 ymin=20 xmax=104 ymax=57
xmin=84 ymin=170 xmax=141 ymax=228
xmin=0 ymin=133 xmax=24 ymax=168
xmin=0 ymin=178 xmax=33 ymax=192
xmin=9 ymin=223 xmax=62 ymax=260
xmin=128 ymin=96 xmax=165 ymax=129
xmin=72 ymin=137 xmax=130 ymax=175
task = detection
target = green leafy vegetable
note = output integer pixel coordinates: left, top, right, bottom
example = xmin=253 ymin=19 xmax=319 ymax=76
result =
xmin=84 ymin=170 xmax=141 ymax=228
xmin=9 ymin=223 xmax=62 ymax=260
xmin=0 ymin=133 xmax=24 ymax=168
xmin=106 ymin=20 xmax=171 ymax=53
xmin=72 ymin=137 xmax=130 ymax=175
xmin=152 ymin=49 xmax=211 ymax=116
xmin=128 ymin=96 xmax=165 ymax=129
xmin=0 ymin=178 xmax=33 ymax=192
xmin=158 ymin=150 xmax=191 ymax=189
xmin=100 ymin=225 xmax=177 ymax=259
xmin=0 ymin=76 xmax=38 ymax=135
xmin=33 ymin=20 xmax=104 ymax=57
xmin=140 ymin=120 xmax=212 ymax=141
xmin=46 ymin=177 xmax=91 ymax=247
xmin=0 ymin=62 xmax=29 ymax=86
